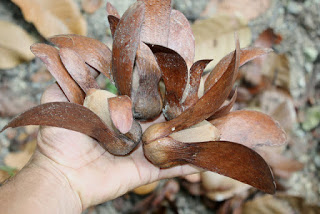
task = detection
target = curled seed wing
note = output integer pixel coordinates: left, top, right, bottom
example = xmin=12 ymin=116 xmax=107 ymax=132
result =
xmin=49 ymin=34 xmax=113 ymax=81
xmin=207 ymin=88 xmax=237 ymax=121
xmin=59 ymin=48 xmax=99 ymax=93
xmin=210 ymin=110 xmax=287 ymax=149
xmin=31 ymin=43 xmax=85 ymax=104
xmin=112 ymin=1 xmax=145 ymax=96
xmin=1 ymin=102 xmax=140 ymax=155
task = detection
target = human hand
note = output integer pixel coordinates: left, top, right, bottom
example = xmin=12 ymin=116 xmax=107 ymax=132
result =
xmin=35 ymin=83 xmax=199 ymax=210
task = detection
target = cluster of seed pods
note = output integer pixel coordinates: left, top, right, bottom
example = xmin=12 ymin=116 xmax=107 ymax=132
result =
xmin=1 ymin=0 xmax=287 ymax=194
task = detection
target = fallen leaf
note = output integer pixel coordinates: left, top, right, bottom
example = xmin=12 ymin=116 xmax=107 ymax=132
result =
xmin=192 ymin=14 xmax=251 ymax=72
xmin=202 ymin=172 xmax=250 ymax=201
xmin=0 ymin=170 xmax=10 ymax=183
xmin=4 ymin=140 xmax=37 ymax=170
xmin=0 ymin=47 xmax=22 ymax=69
xmin=202 ymin=0 xmax=271 ymax=21
xmin=11 ymin=0 xmax=87 ymax=38
xmin=30 ymin=67 xmax=53 ymax=83
xmin=254 ymin=28 xmax=283 ymax=48
xmin=0 ymin=87 xmax=37 ymax=117
xmin=81 ymin=0 xmax=103 ymax=14
xmin=133 ymin=181 xmax=159 ymax=195
xmin=260 ymin=89 xmax=297 ymax=131
xmin=242 ymin=194 xmax=320 ymax=214
xmin=0 ymin=20 xmax=35 ymax=69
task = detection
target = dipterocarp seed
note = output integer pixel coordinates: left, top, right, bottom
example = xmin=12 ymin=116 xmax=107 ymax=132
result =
xmin=0 ymin=0 xmax=287 ymax=195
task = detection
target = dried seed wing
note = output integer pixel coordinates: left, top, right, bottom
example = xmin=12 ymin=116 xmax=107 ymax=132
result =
xmin=138 ymin=0 xmax=172 ymax=46
xmin=132 ymin=44 xmax=162 ymax=120
xmin=106 ymin=2 xmax=120 ymax=18
xmin=108 ymin=15 xmax=120 ymax=38
xmin=210 ymin=110 xmax=287 ymax=148
xmin=182 ymin=59 xmax=212 ymax=108
xmin=59 ymin=48 xmax=99 ymax=93
xmin=145 ymin=44 xmax=188 ymax=120
xmin=143 ymin=45 xmax=238 ymax=143
xmin=168 ymin=9 xmax=195 ymax=68
xmin=143 ymin=137 xmax=275 ymax=194
xmin=112 ymin=1 xmax=145 ymax=96
xmin=185 ymin=141 xmax=276 ymax=194
xmin=49 ymin=34 xmax=112 ymax=80
xmin=31 ymin=43 xmax=85 ymax=104
xmin=1 ymin=102 xmax=139 ymax=156
xmin=207 ymin=88 xmax=237 ymax=121
xmin=205 ymin=47 xmax=272 ymax=92
xmin=108 ymin=96 xmax=133 ymax=134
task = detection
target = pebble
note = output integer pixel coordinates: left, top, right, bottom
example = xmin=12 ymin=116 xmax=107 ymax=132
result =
xmin=304 ymin=47 xmax=319 ymax=62
xmin=287 ymin=1 xmax=303 ymax=14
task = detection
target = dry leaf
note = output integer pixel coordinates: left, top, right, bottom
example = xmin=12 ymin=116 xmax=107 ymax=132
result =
xmin=0 ymin=87 xmax=36 ymax=117
xmin=4 ymin=140 xmax=37 ymax=170
xmin=0 ymin=46 xmax=23 ymax=69
xmin=192 ymin=14 xmax=251 ymax=72
xmin=0 ymin=170 xmax=11 ymax=183
xmin=31 ymin=67 xmax=53 ymax=83
xmin=202 ymin=0 xmax=271 ymax=21
xmin=202 ymin=172 xmax=250 ymax=201
xmin=242 ymin=194 xmax=320 ymax=214
xmin=133 ymin=181 xmax=159 ymax=195
xmin=0 ymin=20 xmax=35 ymax=69
xmin=11 ymin=0 xmax=87 ymax=38
xmin=81 ymin=0 xmax=103 ymax=14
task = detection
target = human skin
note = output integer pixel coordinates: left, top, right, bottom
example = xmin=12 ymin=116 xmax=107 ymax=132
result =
xmin=0 ymin=84 xmax=199 ymax=214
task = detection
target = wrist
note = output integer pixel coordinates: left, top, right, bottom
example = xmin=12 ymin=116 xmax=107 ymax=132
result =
xmin=0 ymin=150 xmax=82 ymax=214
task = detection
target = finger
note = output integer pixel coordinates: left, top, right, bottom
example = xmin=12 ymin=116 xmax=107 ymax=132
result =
xmin=158 ymin=164 xmax=202 ymax=180
xmin=41 ymin=83 xmax=69 ymax=104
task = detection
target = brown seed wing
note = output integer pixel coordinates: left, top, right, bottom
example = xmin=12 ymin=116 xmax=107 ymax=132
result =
xmin=185 ymin=141 xmax=275 ymax=194
xmin=138 ymin=0 xmax=172 ymax=46
xmin=145 ymin=44 xmax=188 ymax=119
xmin=210 ymin=110 xmax=287 ymax=148
xmin=106 ymin=2 xmax=120 ymax=18
xmin=182 ymin=59 xmax=212 ymax=108
xmin=205 ymin=47 xmax=272 ymax=92
xmin=168 ymin=9 xmax=195 ymax=68
xmin=31 ymin=43 xmax=85 ymax=104
xmin=143 ymin=40 xmax=239 ymax=142
xmin=108 ymin=15 xmax=120 ymax=38
xmin=132 ymin=44 xmax=163 ymax=120
xmin=59 ymin=48 xmax=99 ymax=93
xmin=112 ymin=1 xmax=145 ymax=96
xmin=49 ymin=34 xmax=112 ymax=81
xmin=108 ymin=96 xmax=133 ymax=134
xmin=207 ymin=88 xmax=237 ymax=121
xmin=1 ymin=102 xmax=138 ymax=156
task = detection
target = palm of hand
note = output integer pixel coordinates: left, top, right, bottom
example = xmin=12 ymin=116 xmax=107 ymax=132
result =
xmin=36 ymin=84 xmax=198 ymax=209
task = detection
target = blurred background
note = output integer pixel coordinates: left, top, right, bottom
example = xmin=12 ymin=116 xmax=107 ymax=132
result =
xmin=0 ymin=0 xmax=319 ymax=213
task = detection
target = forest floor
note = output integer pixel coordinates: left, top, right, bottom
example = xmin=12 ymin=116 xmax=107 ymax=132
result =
xmin=0 ymin=0 xmax=319 ymax=213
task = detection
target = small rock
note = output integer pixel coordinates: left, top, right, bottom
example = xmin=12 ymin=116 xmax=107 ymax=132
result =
xmin=304 ymin=47 xmax=318 ymax=62
xmin=287 ymin=1 xmax=303 ymax=14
